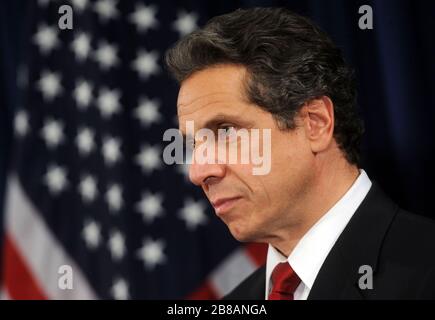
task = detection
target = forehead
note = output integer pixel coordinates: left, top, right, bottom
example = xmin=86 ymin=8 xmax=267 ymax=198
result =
xmin=177 ymin=64 xmax=248 ymax=121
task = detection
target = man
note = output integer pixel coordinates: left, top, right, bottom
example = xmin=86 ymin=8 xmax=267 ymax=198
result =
xmin=165 ymin=7 xmax=435 ymax=299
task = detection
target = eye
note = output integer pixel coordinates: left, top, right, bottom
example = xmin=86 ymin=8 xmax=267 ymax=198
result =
xmin=217 ymin=125 xmax=237 ymax=139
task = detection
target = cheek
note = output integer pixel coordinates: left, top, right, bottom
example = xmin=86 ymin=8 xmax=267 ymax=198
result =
xmin=223 ymin=131 xmax=315 ymax=240
xmin=257 ymin=138 xmax=314 ymax=211
xmin=271 ymin=129 xmax=314 ymax=178
xmin=224 ymin=164 xmax=271 ymax=217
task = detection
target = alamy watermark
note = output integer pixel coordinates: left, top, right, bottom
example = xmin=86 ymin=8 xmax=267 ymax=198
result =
xmin=163 ymin=121 xmax=272 ymax=176
xmin=359 ymin=5 xmax=374 ymax=30
xmin=58 ymin=264 xmax=73 ymax=290
xmin=58 ymin=5 xmax=73 ymax=30
xmin=358 ymin=265 xmax=373 ymax=290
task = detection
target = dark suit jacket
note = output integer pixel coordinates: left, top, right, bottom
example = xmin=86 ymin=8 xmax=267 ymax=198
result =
xmin=225 ymin=182 xmax=435 ymax=300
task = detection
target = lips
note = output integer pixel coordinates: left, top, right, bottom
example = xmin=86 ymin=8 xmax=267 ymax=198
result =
xmin=211 ymin=196 xmax=242 ymax=215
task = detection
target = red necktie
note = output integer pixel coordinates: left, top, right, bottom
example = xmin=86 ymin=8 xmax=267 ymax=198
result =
xmin=268 ymin=262 xmax=301 ymax=300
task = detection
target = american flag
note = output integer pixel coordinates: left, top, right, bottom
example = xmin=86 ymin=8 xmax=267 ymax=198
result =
xmin=1 ymin=0 xmax=266 ymax=299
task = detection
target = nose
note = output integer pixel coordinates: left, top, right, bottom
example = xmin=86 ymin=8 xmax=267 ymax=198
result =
xmin=189 ymin=158 xmax=226 ymax=187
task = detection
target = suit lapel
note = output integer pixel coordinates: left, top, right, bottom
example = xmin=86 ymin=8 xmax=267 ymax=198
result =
xmin=308 ymin=183 xmax=398 ymax=300
xmin=245 ymin=266 xmax=266 ymax=299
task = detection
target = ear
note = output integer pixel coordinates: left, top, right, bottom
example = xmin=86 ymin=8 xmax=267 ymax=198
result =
xmin=301 ymin=96 xmax=334 ymax=153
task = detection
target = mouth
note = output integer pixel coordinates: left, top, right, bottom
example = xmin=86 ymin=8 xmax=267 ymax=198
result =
xmin=211 ymin=196 xmax=242 ymax=215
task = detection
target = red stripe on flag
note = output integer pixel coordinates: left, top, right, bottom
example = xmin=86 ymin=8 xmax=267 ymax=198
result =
xmin=2 ymin=233 xmax=47 ymax=300
xmin=245 ymin=243 xmax=267 ymax=266
xmin=186 ymin=281 xmax=218 ymax=300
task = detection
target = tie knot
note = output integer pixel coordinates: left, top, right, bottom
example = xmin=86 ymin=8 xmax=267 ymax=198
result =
xmin=269 ymin=262 xmax=301 ymax=300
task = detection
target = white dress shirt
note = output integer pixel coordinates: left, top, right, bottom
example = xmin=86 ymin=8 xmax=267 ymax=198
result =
xmin=265 ymin=169 xmax=372 ymax=300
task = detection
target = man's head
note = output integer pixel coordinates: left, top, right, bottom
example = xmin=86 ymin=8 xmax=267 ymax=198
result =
xmin=165 ymin=7 xmax=364 ymax=245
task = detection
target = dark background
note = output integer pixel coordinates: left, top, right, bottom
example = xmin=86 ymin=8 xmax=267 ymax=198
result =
xmin=1 ymin=0 xmax=434 ymax=269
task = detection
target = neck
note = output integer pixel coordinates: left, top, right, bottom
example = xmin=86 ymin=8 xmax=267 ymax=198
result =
xmin=272 ymin=158 xmax=360 ymax=257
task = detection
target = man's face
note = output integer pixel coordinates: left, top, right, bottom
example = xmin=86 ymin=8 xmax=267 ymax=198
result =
xmin=177 ymin=64 xmax=316 ymax=243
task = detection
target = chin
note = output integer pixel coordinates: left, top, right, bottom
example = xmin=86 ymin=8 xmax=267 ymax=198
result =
xmin=227 ymin=223 xmax=258 ymax=243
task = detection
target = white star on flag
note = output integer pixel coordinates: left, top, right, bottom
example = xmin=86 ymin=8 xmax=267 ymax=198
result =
xmin=96 ymin=87 xmax=121 ymax=118
xmin=105 ymin=183 xmax=123 ymax=213
xmin=71 ymin=32 xmax=92 ymax=62
xmin=129 ymin=4 xmax=158 ymax=33
xmin=14 ymin=110 xmax=30 ymax=137
xmin=74 ymin=79 xmax=93 ymax=109
xmin=76 ymin=127 xmax=96 ymax=156
xmin=44 ymin=164 xmax=69 ymax=195
xmin=71 ymin=0 xmax=88 ymax=12
xmin=135 ymin=144 xmax=162 ymax=174
xmin=78 ymin=175 xmax=98 ymax=203
xmin=108 ymin=230 xmax=126 ymax=261
xmin=133 ymin=97 xmax=161 ymax=127
xmin=111 ymin=278 xmax=129 ymax=300
xmin=173 ymin=11 xmax=198 ymax=37
xmin=40 ymin=118 xmax=65 ymax=149
xmin=135 ymin=192 xmax=164 ymax=223
xmin=82 ymin=220 xmax=102 ymax=249
xmin=94 ymin=0 xmax=119 ymax=22
xmin=102 ymin=136 xmax=122 ymax=165
xmin=37 ymin=70 xmax=63 ymax=102
xmin=33 ymin=24 xmax=59 ymax=55
xmin=136 ymin=238 xmax=166 ymax=270
xmin=94 ymin=41 xmax=119 ymax=70
xmin=131 ymin=49 xmax=160 ymax=80
xmin=179 ymin=199 xmax=208 ymax=230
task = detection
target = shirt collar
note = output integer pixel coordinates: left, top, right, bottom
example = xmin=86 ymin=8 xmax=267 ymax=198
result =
xmin=265 ymin=169 xmax=372 ymax=297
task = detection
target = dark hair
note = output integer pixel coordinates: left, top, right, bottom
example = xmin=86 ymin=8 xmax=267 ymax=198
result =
xmin=165 ymin=7 xmax=364 ymax=165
